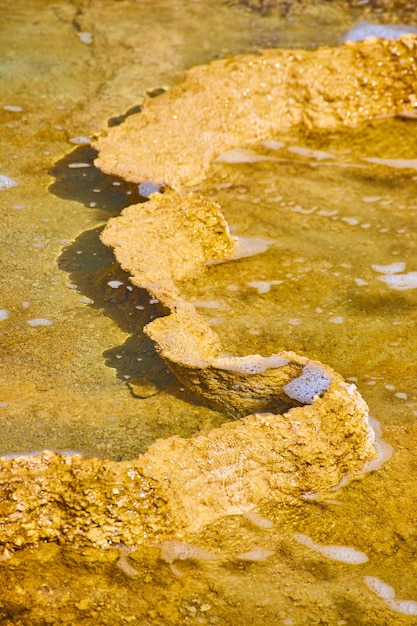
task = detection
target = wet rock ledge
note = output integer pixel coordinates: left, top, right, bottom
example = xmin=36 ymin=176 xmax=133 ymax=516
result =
xmin=1 ymin=36 xmax=416 ymax=551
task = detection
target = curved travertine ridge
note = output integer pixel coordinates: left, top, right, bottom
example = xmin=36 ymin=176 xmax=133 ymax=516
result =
xmin=93 ymin=36 xmax=417 ymax=190
xmin=3 ymin=37 xmax=415 ymax=551
xmin=98 ymin=186 xmax=377 ymax=534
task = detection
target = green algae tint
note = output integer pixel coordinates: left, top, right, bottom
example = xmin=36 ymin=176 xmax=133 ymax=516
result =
xmin=2 ymin=0 xmax=417 ymax=623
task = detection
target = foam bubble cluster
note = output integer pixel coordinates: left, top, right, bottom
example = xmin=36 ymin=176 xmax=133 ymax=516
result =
xmin=294 ymin=533 xmax=368 ymax=564
xmin=364 ymin=576 xmax=417 ymax=616
xmin=0 ymin=174 xmax=18 ymax=190
xmin=283 ymin=364 xmax=332 ymax=404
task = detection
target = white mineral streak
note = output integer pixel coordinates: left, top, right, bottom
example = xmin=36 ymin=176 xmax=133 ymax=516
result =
xmin=157 ymin=540 xmax=217 ymax=564
xmin=283 ymin=363 xmax=332 ymax=404
xmin=214 ymin=148 xmax=275 ymax=163
xmin=293 ymin=533 xmax=368 ymax=564
xmin=364 ymin=576 xmax=417 ymax=616
xmin=237 ymin=547 xmax=275 ymax=561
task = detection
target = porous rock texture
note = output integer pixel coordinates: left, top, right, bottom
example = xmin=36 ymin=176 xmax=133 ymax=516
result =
xmin=4 ymin=37 xmax=415 ymax=551
xmin=0 ymin=189 xmax=376 ymax=551
xmin=93 ymin=36 xmax=417 ymax=189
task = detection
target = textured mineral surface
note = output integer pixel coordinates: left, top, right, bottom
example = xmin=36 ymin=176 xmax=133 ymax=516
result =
xmin=94 ymin=36 xmax=417 ymax=189
xmin=5 ymin=34 xmax=417 ymax=552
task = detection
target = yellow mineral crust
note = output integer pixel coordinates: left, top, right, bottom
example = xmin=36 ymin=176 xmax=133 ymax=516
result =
xmin=97 ymin=187 xmax=377 ymax=540
xmin=93 ymin=36 xmax=417 ymax=190
xmin=5 ymin=38 xmax=412 ymax=551
xmin=100 ymin=190 xmax=236 ymax=311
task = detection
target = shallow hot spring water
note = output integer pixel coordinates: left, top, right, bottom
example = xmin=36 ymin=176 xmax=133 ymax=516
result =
xmin=2 ymin=117 xmax=417 ymax=624
xmin=1 ymin=5 xmax=417 ymax=622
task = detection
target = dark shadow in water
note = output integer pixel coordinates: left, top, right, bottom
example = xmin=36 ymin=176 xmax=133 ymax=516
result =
xmin=57 ymin=225 xmax=214 ymax=414
xmin=57 ymin=226 xmax=173 ymax=390
xmin=48 ymin=145 xmax=143 ymax=216
xmin=51 ymin=150 xmax=217 ymax=430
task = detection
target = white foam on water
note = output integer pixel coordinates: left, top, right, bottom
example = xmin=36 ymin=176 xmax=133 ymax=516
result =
xmin=192 ymin=299 xmax=229 ymax=310
xmin=287 ymin=145 xmax=335 ymax=161
xmin=69 ymin=136 xmax=91 ymax=145
xmin=340 ymin=20 xmax=417 ymax=43
xmin=0 ymin=449 xmax=84 ymax=460
xmin=68 ymin=162 xmax=91 ymax=169
xmin=329 ymin=316 xmax=344 ymax=324
xmin=157 ymin=540 xmax=217 ymax=564
xmin=237 ymin=547 xmax=275 ymax=561
xmin=115 ymin=545 xmax=139 ymax=576
xmin=107 ymin=280 xmax=124 ymax=288
xmin=27 ymin=318 xmax=53 ymax=327
xmin=230 ymin=236 xmax=274 ymax=260
xmin=247 ymin=280 xmax=283 ymax=294
xmin=364 ymin=157 xmax=417 ymax=170
xmin=262 ymin=139 xmax=285 ymax=150
xmin=359 ymin=416 xmax=393 ymax=475
xmin=77 ymin=31 xmax=93 ymax=44
xmin=283 ymin=363 xmax=332 ymax=404
xmin=3 ymin=105 xmax=23 ymax=112
xmin=364 ymin=576 xmax=417 ymax=616
xmin=377 ymin=272 xmax=417 ymax=290
xmin=363 ymin=196 xmax=382 ymax=203
xmin=138 ymin=181 xmax=161 ymax=197
xmin=291 ymin=205 xmax=317 ymax=215
xmin=242 ymin=510 xmax=274 ymax=529
xmin=294 ymin=533 xmax=368 ymax=564
xmin=341 ymin=217 xmax=360 ymax=226
xmin=0 ymin=174 xmax=18 ymax=190
xmin=354 ymin=278 xmax=368 ymax=286
xmin=371 ymin=262 xmax=406 ymax=274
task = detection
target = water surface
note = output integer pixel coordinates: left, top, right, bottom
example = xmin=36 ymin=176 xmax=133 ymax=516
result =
xmin=1 ymin=1 xmax=417 ymax=624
